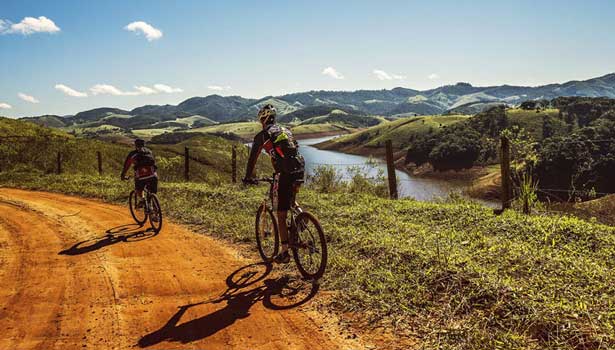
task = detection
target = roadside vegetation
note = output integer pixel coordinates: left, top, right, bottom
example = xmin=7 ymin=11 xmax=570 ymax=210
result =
xmin=0 ymin=117 xmax=272 ymax=184
xmin=1 ymin=169 xmax=613 ymax=349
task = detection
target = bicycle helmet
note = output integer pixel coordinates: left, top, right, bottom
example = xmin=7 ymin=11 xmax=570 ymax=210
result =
xmin=257 ymin=104 xmax=276 ymax=125
xmin=134 ymin=138 xmax=146 ymax=148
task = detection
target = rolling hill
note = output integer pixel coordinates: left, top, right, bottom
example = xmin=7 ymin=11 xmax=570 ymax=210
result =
xmin=20 ymin=72 xmax=615 ymax=136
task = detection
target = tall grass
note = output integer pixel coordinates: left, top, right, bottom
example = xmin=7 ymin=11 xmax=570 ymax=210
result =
xmin=1 ymin=171 xmax=613 ymax=349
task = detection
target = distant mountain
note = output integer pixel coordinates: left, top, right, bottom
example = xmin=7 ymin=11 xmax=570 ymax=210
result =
xmin=23 ymin=73 xmax=615 ymax=130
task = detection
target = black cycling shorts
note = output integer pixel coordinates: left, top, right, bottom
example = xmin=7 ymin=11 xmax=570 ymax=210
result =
xmin=135 ymin=177 xmax=158 ymax=194
xmin=270 ymin=173 xmax=302 ymax=212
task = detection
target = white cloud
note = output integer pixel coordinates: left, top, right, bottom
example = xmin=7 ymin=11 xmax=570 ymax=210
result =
xmin=18 ymin=93 xmax=39 ymax=103
xmin=0 ymin=102 xmax=12 ymax=109
xmin=90 ymin=83 xmax=182 ymax=96
xmin=1 ymin=16 xmax=60 ymax=35
xmin=55 ymin=84 xmax=87 ymax=97
xmin=134 ymin=86 xmax=158 ymax=95
xmin=322 ymin=67 xmax=344 ymax=80
xmin=90 ymin=84 xmax=127 ymax=96
xmin=373 ymin=69 xmax=405 ymax=81
xmin=428 ymin=73 xmax=440 ymax=80
xmin=208 ymin=85 xmax=232 ymax=91
xmin=124 ymin=21 xmax=163 ymax=41
xmin=154 ymin=84 xmax=183 ymax=93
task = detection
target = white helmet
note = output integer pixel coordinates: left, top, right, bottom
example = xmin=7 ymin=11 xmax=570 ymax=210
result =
xmin=258 ymin=104 xmax=276 ymax=124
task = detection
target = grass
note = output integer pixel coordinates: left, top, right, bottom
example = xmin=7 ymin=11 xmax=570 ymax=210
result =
xmin=506 ymin=108 xmax=562 ymax=140
xmin=132 ymin=127 xmax=181 ymax=138
xmin=0 ymin=117 xmax=270 ymax=184
xmin=1 ymin=171 xmax=614 ymax=349
xmin=189 ymin=121 xmax=262 ymax=140
xmin=319 ymin=114 xmax=470 ymax=154
xmin=290 ymin=123 xmax=351 ymax=135
xmin=188 ymin=120 xmax=359 ymax=140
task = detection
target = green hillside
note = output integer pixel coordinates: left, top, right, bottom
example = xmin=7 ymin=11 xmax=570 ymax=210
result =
xmin=318 ymin=114 xmax=470 ymax=154
xmin=188 ymin=121 xmax=262 ymax=140
xmin=0 ymin=117 xmax=269 ymax=183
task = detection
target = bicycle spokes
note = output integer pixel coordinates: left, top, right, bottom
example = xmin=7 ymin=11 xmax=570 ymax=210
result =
xmin=255 ymin=205 xmax=279 ymax=262
xmin=292 ymin=213 xmax=327 ymax=279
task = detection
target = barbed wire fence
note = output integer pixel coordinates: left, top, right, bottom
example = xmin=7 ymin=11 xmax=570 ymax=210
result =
xmin=498 ymin=135 xmax=615 ymax=219
xmin=3 ymin=134 xmax=614 ymax=215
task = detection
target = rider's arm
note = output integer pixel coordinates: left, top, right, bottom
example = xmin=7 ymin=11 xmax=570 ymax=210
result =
xmin=121 ymin=151 xmax=136 ymax=178
xmin=245 ymin=131 xmax=267 ymax=179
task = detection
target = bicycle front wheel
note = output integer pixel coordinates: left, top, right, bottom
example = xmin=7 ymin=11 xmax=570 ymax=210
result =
xmin=148 ymin=194 xmax=163 ymax=233
xmin=129 ymin=190 xmax=147 ymax=226
xmin=291 ymin=211 xmax=327 ymax=280
xmin=255 ymin=204 xmax=279 ymax=262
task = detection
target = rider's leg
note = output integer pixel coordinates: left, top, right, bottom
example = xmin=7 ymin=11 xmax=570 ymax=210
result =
xmin=135 ymin=179 xmax=145 ymax=208
xmin=273 ymin=173 xmax=292 ymax=263
xmin=277 ymin=210 xmax=289 ymax=252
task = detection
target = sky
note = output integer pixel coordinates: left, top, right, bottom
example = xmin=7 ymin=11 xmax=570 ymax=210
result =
xmin=1 ymin=0 xmax=615 ymax=118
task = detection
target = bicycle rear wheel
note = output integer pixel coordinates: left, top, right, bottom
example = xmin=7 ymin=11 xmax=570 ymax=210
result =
xmin=129 ymin=190 xmax=147 ymax=226
xmin=148 ymin=194 xmax=163 ymax=233
xmin=291 ymin=211 xmax=327 ymax=280
xmin=255 ymin=204 xmax=279 ymax=262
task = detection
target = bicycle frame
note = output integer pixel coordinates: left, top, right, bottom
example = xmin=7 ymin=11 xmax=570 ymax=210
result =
xmin=256 ymin=178 xmax=303 ymax=245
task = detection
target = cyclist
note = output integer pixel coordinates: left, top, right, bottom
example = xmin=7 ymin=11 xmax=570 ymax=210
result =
xmin=243 ymin=104 xmax=305 ymax=264
xmin=121 ymin=139 xmax=158 ymax=213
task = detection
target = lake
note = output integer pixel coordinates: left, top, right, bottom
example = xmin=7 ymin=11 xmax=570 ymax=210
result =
xmin=298 ymin=136 xmax=474 ymax=202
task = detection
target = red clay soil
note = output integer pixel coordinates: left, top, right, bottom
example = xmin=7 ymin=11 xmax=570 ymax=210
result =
xmin=0 ymin=188 xmax=360 ymax=350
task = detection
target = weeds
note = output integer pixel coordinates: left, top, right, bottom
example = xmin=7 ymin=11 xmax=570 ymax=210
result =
xmin=1 ymin=172 xmax=614 ymax=349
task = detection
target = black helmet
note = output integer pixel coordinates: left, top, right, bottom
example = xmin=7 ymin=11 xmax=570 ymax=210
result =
xmin=257 ymin=104 xmax=276 ymax=124
xmin=134 ymin=139 xmax=146 ymax=147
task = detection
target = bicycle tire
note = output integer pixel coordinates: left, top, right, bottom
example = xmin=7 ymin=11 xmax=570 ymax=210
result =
xmin=255 ymin=204 xmax=279 ymax=262
xmin=148 ymin=194 xmax=163 ymax=233
xmin=129 ymin=190 xmax=147 ymax=226
xmin=291 ymin=211 xmax=327 ymax=280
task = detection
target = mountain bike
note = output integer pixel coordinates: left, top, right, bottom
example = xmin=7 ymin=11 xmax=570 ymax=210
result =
xmin=251 ymin=177 xmax=327 ymax=280
xmin=127 ymin=178 xmax=163 ymax=233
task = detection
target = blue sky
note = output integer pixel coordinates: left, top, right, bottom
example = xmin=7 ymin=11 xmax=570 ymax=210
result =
xmin=1 ymin=0 xmax=615 ymax=117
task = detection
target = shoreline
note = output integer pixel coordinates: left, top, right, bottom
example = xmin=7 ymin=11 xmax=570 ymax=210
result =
xmin=313 ymin=139 xmax=502 ymax=201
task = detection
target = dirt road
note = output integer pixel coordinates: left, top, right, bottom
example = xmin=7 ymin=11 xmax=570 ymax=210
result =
xmin=0 ymin=188 xmax=353 ymax=350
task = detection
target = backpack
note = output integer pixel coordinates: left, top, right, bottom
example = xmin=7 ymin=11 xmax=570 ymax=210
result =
xmin=134 ymin=148 xmax=156 ymax=168
xmin=266 ymin=125 xmax=305 ymax=176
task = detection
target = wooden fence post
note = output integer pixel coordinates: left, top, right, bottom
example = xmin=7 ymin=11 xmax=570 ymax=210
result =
xmin=500 ymin=135 xmax=512 ymax=210
xmin=184 ymin=147 xmax=190 ymax=181
xmin=385 ymin=140 xmax=398 ymax=199
xmin=97 ymin=151 xmax=103 ymax=176
xmin=231 ymin=145 xmax=237 ymax=183
xmin=56 ymin=151 xmax=62 ymax=174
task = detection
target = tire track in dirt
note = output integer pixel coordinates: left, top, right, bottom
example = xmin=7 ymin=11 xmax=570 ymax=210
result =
xmin=0 ymin=188 xmax=358 ymax=350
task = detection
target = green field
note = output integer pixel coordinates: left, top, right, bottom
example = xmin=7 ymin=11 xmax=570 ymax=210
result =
xmin=506 ymin=107 xmax=563 ymax=139
xmin=131 ymin=127 xmax=180 ymax=138
xmin=189 ymin=121 xmax=262 ymax=140
xmin=321 ymin=114 xmax=470 ymax=153
xmin=289 ymin=123 xmax=351 ymax=135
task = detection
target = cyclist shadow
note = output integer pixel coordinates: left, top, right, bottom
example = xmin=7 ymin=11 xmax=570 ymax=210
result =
xmin=137 ymin=262 xmax=320 ymax=347
xmin=59 ymin=223 xmax=158 ymax=256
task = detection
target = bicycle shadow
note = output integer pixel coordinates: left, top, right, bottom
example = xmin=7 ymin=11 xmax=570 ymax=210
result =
xmin=59 ymin=223 xmax=158 ymax=256
xmin=137 ymin=262 xmax=320 ymax=347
